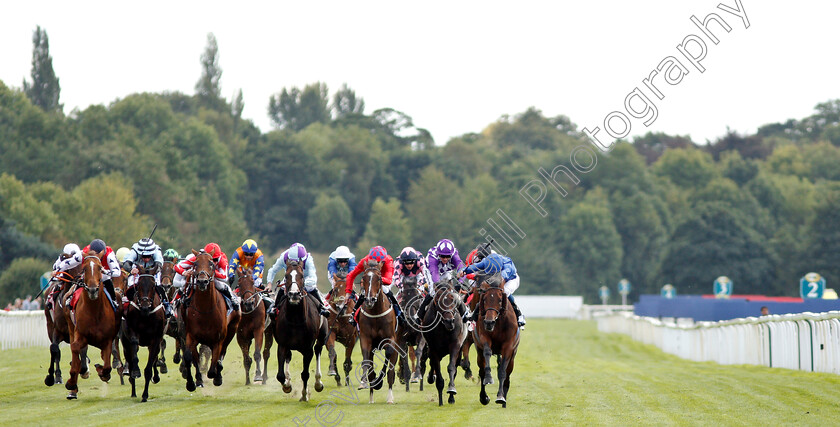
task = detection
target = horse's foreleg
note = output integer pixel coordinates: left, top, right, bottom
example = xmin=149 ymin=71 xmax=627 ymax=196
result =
xmin=157 ymin=337 xmax=168 ymax=374
xmin=461 ymin=338 xmax=473 ymax=380
xmin=276 ymin=344 xmax=290 ymax=392
xmin=327 ymin=331 xmax=338 ymax=379
xmin=65 ymin=337 xmax=85 ymax=399
xmin=496 ymin=354 xmax=511 ymax=408
xmin=142 ymin=341 xmax=160 ymax=402
xmin=387 ymin=346 xmax=397 ymax=404
xmin=183 ymin=335 xmax=197 ymax=392
xmin=253 ymin=327 xmax=264 ymax=384
xmin=300 ymin=349 xmax=313 ymax=401
xmin=208 ymin=342 xmax=224 ymax=386
xmin=476 ymin=343 xmax=489 ymax=406
xmin=262 ymin=329 xmax=272 ymax=385
xmin=431 ymin=354 xmax=444 ymax=406
xmin=238 ymin=334 xmax=252 ymax=386
xmin=45 ymin=342 xmax=60 ymax=386
xmin=411 ymin=339 xmax=425 ymax=384
xmin=447 ymin=342 xmax=460 ymax=404
xmin=96 ymin=340 xmax=113 ymax=383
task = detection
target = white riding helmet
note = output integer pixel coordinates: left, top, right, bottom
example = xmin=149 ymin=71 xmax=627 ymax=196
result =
xmin=62 ymin=243 xmax=81 ymax=257
xmin=333 ymin=245 xmax=354 ymax=260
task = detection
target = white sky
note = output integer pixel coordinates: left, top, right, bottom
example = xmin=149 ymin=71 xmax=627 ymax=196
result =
xmin=0 ymin=0 xmax=835 ymax=145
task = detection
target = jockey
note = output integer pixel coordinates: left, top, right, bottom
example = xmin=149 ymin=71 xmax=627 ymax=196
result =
xmin=267 ymin=243 xmax=328 ymax=317
xmin=392 ymin=247 xmax=432 ymax=298
xmin=81 ymin=239 xmax=122 ymax=302
xmin=172 ymin=243 xmax=240 ymax=311
xmin=327 ymin=245 xmax=357 ymax=286
xmin=426 ymin=238 xmax=465 ymax=283
xmin=459 ymin=252 xmax=526 ymax=328
xmin=228 ymin=239 xmax=270 ymax=307
xmin=121 ymin=238 xmax=172 ymax=317
xmin=46 ymin=243 xmax=82 ymax=309
xmin=344 ymin=246 xmax=403 ymax=325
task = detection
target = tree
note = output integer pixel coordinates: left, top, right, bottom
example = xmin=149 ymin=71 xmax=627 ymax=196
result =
xmin=355 ymin=198 xmax=411 ymax=256
xmin=23 ymin=26 xmax=62 ymax=113
xmin=652 ymin=148 xmax=719 ymax=190
xmin=632 ymin=132 xmax=694 ymax=164
xmin=306 ymin=194 xmax=354 ymax=252
xmin=195 ymin=33 xmax=224 ymax=111
xmin=268 ymin=82 xmax=330 ymax=131
xmin=0 ymin=257 xmax=51 ymax=305
xmin=801 ymin=182 xmax=840 ymax=286
xmin=232 ymin=89 xmax=244 ymax=133
xmin=332 ymin=83 xmax=364 ymax=118
xmin=610 ymin=192 xmax=668 ymax=293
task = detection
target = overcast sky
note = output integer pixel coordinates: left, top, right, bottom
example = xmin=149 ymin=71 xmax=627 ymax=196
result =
xmin=0 ymin=0 xmax=835 ymax=145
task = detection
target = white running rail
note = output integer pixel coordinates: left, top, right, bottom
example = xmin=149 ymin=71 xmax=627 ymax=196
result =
xmin=597 ymin=311 xmax=840 ymax=374
xmin=0 ymin=311 xmax=50 ymax=350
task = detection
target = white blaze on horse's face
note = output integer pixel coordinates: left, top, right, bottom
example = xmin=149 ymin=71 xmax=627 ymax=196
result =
xmin=289 ymin=270 xmax=300 ymax=294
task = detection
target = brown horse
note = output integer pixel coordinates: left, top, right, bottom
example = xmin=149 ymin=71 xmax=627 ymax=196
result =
xmin=63 ymin=251 xmax=121 ymax=399
xmin=272 ymin=260 xmax=328 ymax=401
xmin=357 ymin=260 xmax=400 ymax=404
xmin=158 ymin=259 xmax=179 ymax=372
xmin=421 ymin=280 xmax=468 ymax=406
xmin=473 ymin=274 xmax=520 ymax=408
xmin=234 ymin=266 xmax=267 ymax=385
xmin=121 ymin=268 xmax=166 ymax=401
xmin=180 ymin=250 xmax=240 ymax=391
xmin=44 ymin=265 xmax=89 ymax=387
xmin=326 ymin=271 xmax=357 ymax=387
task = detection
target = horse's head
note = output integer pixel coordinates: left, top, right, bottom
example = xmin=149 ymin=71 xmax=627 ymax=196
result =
xmin=237 ymin=266 xmax=259 ymax=312
xmin=285 ymin=260 xmax=305 ymax=305
xmin=81 ymin=250 xmax=103 ymax=300
xmin=401 ymin=275 xmax=420 ymax=302
xmin=160 ymin=260 xmax=176 ymax=288
xmin=330 ymin=271 xmax=349 ymax=306
xmin=361 ymin=260 xmax=381 ymax=309
xmin=191 ymin=249 xmax=216 ymax=292
xmin=433 ymin=284 xmax=460 ymax=332
xmin=479 ymin=275 xmax=506 ymax=332
xmin=134 ymin=267 xmax=158 ymax=314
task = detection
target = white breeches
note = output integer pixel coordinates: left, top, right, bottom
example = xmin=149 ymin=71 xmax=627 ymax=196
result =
xmin=128 ymin=272 xmax=160 ymax=287
xmin=504 ymin=276 xmax=520 ymax=297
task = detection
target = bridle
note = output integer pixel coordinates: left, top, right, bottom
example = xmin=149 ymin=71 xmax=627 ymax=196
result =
xmin=130 ymin=274 xmax=164 ymax=314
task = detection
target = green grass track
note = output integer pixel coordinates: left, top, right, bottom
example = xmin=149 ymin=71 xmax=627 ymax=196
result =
xmin=2 ymin=319 xmax=839 ymax=425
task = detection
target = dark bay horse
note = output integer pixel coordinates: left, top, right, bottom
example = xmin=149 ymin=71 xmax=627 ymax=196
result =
xmin=121 ymin=268 xmax=166 ymax=401
xmin=64 ymin=251 xmax=121 ymax=399
xmin=44 ymin=265 xmax=88 ymax=386
xmin=357 ymin=260 xmax=400 ymax=404
xmin=180 ymin=250 xmax=240 ymax=391
xmin=326 ymin=271 xmax=357 ymax=387
xmin=422 ymin=280 xmax=468 ymax=405
xmin=473 ymin=275 xmax=520 ymax=408
xmin=158 ymin=259 xmax=179 ymax=372
xmin=396 ymin=275 xmax=425 ymax=390
xmin=273 ymin=260 xmax=328 ymax=401
xmin=234 ymin=267 xmax=267 ymax=385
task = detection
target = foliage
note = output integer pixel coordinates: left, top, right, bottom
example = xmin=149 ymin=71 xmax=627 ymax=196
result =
xmin=355 ymin=197 xmax=411 ymax=256
xmin=0 ymin=257 xmax=50 ymax=304
xmin=22 ymin=26 xmax=61 ymax=113
xmin=306 ymin=194 xmax=354 ymax=252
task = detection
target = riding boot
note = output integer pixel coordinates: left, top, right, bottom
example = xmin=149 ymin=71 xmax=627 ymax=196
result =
xmin=269 ymin=290 xmax=286 ymax=319
xmin=349 ymin=294 xmax=364 ymax=327
xmin=509 ymin=294 xmax=525 ymax=327
xmin=385 ymin=291 xmax=404 ymax=324
xmin=308 ymin=290 xmax=330 ymax=317
xmin=220 ymin=285 xmax=239 ymax=311
xmin=104 ymin=279 xmax=117 ymax=302
xmin=156 ymin=285 xmax=173 ymax=318
xmin=415 ymin=293 xmax=433 ymax=324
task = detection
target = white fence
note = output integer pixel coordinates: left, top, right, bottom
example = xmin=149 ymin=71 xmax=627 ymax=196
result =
xmin=597 ymin=311 xmax=840 ymax=374
xmin=0 ymin=311 xmax=51 ymax=350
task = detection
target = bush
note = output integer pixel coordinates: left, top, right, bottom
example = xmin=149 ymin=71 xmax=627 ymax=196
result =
xmin=0 ymin=257 xmax=51 ymax=305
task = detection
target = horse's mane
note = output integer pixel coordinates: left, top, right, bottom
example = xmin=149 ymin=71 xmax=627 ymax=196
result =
xmin=481 ymin=273 xmax=504 ymax=288
xmin=286 ymin=260 xmax=301 ymax=269
xmin=335 ymin=271 xmax=347 ymax=280
xmin=365 ymin=259 xmax=379 ymax=269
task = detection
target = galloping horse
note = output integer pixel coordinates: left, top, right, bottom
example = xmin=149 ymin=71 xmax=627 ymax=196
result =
xmin=473 ymin=274 xmax=520 ymax=408
xmin=180 ymin=250 xmax=240 ymax=391
xmin=121 ymin=268 xmax=166 ymax=401
xmin=272 ymin=260 xmax=328 ymax=401
xmin=422 ymin=279 xmax=468 ymax=406
xmin=44 ymin=264 xmax=88 ymax=387
xmin=396 ymin=275 xmax=425 ymax=390
xmin=63 ymin=250 xmax=121 ymax=399
xmin=234 ymin=267 xmax=267 ymax=385
xmin=111 ymin=267 xmax=129 ymax=385
xmin=357 ymin=260 xmax=399 ymax=404
xmin=326 ymin=271 xmax=357 ymax=387
xmin=158 ymin=258 xmax=179 ymax=372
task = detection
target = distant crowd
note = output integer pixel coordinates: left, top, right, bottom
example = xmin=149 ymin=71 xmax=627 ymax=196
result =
xmin=3 ymin=295 xmax=42 ymax=312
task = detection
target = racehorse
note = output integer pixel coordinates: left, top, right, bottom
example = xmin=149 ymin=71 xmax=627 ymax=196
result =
xmin=158 ymin=258 xmax=179 ymax=372
xmin=121 ymin=268 xmax=166 ymax=401
xmin=357 ymin=260 xmax=399 ymax=404
xmin=456 ymin=275 xmax=481 ymax=381
xmin=421 ymin=279 xmax=468 ymax=405
xmin=44 ymin=265 xmax=89 ymax=387
xmin=111 ymin=268 xmax=128 ymax=385
xmin=234 ymin=266 xmax=267 ymax=385
xmin=272 ymin=260 xmax=328 ymax=401
xmin=473 ymin=274 xmax=520 ymax=408
xmin=63 ymin=251 xmax=121 ymax=399
xmin=396 ymin=275 xmax=425 ymax=391
xmin=326 ymin=271 xmax=357 ymax=387
xmin=180 ymin=250 xmax=240 ymax=391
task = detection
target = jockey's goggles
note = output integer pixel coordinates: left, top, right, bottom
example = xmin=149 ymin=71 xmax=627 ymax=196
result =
xmin=337 ymin=258 xmax=349 ymax=263
xmin=243 ymin=251 xmax=256 ymax=257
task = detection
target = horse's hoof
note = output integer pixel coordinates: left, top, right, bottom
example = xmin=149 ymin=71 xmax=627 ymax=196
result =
xmin=66 ymin=391 xmax=78 ymax=400
xmin=213 ymin=376 xmax=222 ymax=387
xmin=65 ymin=382 xmax=73 ymax=391
xmin=253 ymin=374 xmax=262 ymax=383
xmin=282 ymin=383 xmax=292 ymax=394
xmin=448 ymin=394 xmax=456 ymax=404
xmin=141 ymin=397 xmax=148 ymax=403
xmin=480 ymin=394 xmax=490 ymax=405
xmin=45 ymin=376 xmax=55 ymax=387
xmin=335 ymin=377 xmax=342 ymax=386
xmin=314 ymin=382 xmax=324 ymax=393
xmin=186 ymin=382 xmax=196 ymax=392
xmin=410 ymin=373 xmax=420 ymax=384
xmin=496 ymin=397 xmax=507 ymax=408
xmin=173 ymin=354 xmax=181 ymax=364
xmin=159 ymin=364 xmax=168 ymax=374
xmin=80 ymin=371 xmax=90 ymax=380
xmin=131 ymin=369 xmax=141 ymax=379
xmin=55 ymin=375 xmax=63 ymax=385
xmin=153 ymin=375 xmax=160 ymax=384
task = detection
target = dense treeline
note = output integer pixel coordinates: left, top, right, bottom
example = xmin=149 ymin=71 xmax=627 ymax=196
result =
xmin=2 ymin=31 xmax=840 ymax=303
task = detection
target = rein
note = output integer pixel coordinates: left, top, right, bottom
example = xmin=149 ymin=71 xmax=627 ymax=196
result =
xmin=129 ymin=274 xmax=164 ymax=314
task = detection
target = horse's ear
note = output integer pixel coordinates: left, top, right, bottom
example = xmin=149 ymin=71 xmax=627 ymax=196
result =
xmin=192 ymin=249 xmax=199 ymax=257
